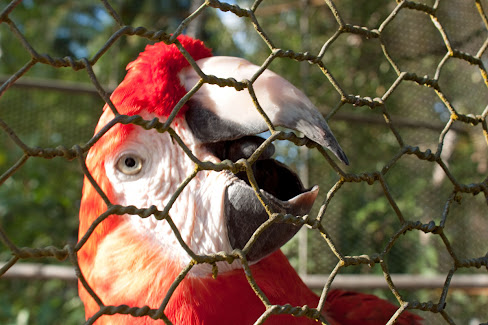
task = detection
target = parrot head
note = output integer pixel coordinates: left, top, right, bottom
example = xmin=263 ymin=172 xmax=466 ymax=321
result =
xmin=78 ymin=36 xmax=350 ymax=323
xmin=80 ymin=35 xmax=348 ymax=273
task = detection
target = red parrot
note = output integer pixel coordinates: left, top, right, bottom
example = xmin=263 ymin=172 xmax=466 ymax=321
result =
xmin=78 ymin=35 xmax=422 ymax=324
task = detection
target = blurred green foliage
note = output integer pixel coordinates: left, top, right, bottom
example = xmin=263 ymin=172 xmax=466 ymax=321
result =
xmin=0 ymin=0 xmax=486 ymax=324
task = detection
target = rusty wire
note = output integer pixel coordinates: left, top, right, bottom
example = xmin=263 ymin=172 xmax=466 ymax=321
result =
xmin=0 ymin=0 xmax=487 ymax=324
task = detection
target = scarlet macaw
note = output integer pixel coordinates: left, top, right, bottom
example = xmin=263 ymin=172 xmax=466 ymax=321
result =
xmin=78 ymin=35 xmax=422 ymax=324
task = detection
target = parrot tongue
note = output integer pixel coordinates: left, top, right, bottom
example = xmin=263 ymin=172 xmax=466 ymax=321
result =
xmin=261 ymin=185 xmax=319 ymax=217
xmin=218 ymin=137 xmax=319 ymax=262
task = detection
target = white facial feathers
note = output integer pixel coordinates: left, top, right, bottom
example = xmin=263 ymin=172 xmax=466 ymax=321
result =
xmin=103 ymin=121 xmax=238 ymax=275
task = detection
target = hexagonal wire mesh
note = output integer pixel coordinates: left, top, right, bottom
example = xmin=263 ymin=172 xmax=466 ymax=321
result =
xmin=0 ymin=0 xmax=487 ymax=324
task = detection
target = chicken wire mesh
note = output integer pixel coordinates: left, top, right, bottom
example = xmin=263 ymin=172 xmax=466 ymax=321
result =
xmin=0 ymin=0 xmax=487 ymax=324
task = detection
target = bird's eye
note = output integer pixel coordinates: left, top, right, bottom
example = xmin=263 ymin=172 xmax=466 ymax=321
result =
xmin=116 ymin=154 xmax=143 ymax=175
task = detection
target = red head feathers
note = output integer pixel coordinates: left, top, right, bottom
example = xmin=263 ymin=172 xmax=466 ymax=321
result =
xmin=110 ymin=35 xmax=212 ymax=117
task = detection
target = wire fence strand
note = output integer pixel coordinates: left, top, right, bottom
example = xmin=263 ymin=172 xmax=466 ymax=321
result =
xmin=0 ymin=0 xmax=487 ymax=324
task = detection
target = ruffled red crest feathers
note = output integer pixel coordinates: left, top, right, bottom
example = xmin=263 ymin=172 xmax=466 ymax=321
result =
xmin=110 ymin=35 xmax=212 ymax=117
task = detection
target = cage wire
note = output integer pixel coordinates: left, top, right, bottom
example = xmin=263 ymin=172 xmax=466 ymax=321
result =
xmin=0 ymin=0 xmax=487 ymax=324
